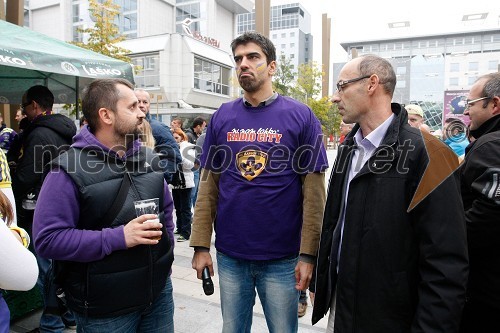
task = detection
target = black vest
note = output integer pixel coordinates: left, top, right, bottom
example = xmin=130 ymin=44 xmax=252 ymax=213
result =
xmin=51 ymin=146 xmax=174 ymax=317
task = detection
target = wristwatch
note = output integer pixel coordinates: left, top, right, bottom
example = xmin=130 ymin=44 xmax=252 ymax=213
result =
xmin=9 ymin=226 xmax=30 ymax=248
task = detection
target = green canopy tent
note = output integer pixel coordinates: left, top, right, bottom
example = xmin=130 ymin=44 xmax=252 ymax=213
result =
xmin=0 ymin=19 xmax=134 ymax=118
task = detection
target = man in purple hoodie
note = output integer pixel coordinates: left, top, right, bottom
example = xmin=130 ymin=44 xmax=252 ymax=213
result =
xmin=33 ymin=78 xmax=176 ymax=332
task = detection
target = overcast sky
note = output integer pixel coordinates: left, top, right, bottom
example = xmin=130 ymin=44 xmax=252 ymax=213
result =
xmin=290 ymin=0 xmax=500 ymax=62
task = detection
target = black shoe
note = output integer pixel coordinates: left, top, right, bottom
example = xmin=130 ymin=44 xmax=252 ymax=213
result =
xmin=177 ymin=235 xmax=189 ymax=242
xmin=62 ymin=317 xmax=77 ymax=329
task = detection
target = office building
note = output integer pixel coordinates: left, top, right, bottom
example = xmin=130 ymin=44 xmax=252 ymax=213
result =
xmin=334 ymin=26 xmax=500 ymax=130
xmin=19 ymin=0 xmax=253 ymax=124
xmin=237 ymin=1 xmax=313 ymax=72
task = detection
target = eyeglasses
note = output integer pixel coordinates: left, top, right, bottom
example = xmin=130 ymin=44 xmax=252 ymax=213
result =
xmin=336 ymin=75 xmax=371 ymax=93
xmin=20 ymin=101 xmax=32 ymax=112
xmin=465 ymin=96 xmax=491 ymax=109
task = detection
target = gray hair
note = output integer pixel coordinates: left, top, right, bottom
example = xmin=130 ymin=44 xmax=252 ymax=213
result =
xmin=358 ymin=55 xmax=397 ymax=97
xmin=477 ymin=72 xmax=500 ymax=107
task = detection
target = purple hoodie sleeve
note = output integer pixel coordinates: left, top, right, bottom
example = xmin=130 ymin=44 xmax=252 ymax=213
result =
xmin=33 ymin=169 xmax=127 ymax=262
xmin=163 ymin=180 xmax=175 ymax=248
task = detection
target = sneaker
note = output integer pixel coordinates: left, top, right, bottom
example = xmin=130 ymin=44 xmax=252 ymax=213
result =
xmin=174 ymin=229 xmax=179 ymax=235
xmin=298 ymin=302 xmax=307 ymax=317
xmin=177 ymin=235 xmax=188 ymax=242
xmin=62 ymin=317 xmax=77 ymax=330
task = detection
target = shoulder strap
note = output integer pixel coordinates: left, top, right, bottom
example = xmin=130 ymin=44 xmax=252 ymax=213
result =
xmin=101 ymin=173 xmax=131 ymax=226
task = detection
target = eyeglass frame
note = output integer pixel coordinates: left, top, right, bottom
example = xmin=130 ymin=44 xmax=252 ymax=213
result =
xmin=465 ymin=96 xmax=491 ymax=110
xmin=20 ymin=100 xmax=32 ymax=112
xmin=336 ymin=75 xmax=372 ymax=93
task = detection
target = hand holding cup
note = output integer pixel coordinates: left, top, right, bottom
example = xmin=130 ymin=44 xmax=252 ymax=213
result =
xmin=134 ymin=198 xmax=162 ymax=241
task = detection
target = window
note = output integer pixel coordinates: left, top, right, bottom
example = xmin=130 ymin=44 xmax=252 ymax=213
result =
xmin=468 ymin=62 xmax=479 ymax=71
xmin=290 ymin=32 xmax=295 ymax=37
xmin=132 ymin=54 xmax=160 ymax=88
xmin=468 ymin=76 xmax=477 ymax=85
xmin=272 ymin=34 xmax=277 ymax=39
xmin=450 ymin=63 xmax=460 ymax=72
xmin=290 ymin=43 xmax=295 ymax=48
xmin=396 ymin=80 xmax=406 ymax=88
xmin=72 ymin=4 xmax=79 ymax=23
xmin=176 ymin=3 xmax=201 ymax=21
xmin=281 ymin=44 xmax=286 ymax=49
xmin=489 ymin=60 xmax=499 ymax=70
xmin=449 ymin=77 xmax=459 ymax=86
xmin=112 ymin=0 xmax=138 ymax=38
xmin=194 ymin=57 xmax=231 ymax=96
xmin=281 ymin=33 xmax=286 ymax=38
xmin=396 ymin=67 xmax=406 ymax=75
xmin=290 ymin=54 xmax=295 ymax=59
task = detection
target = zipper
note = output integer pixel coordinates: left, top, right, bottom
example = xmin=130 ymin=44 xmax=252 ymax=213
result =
xmin=149 ymin=246 xmax=154 ymax=305
xmin=84 ymin=264 xmax=90 ymax=318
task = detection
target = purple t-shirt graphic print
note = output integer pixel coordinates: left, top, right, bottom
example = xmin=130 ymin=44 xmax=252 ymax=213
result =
xmin=200 ymin=95 xmax=328 ymax=260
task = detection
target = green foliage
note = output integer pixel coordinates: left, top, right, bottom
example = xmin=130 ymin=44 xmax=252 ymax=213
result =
xmin=273 ymin=53 xmax=295 ymax=96
xmin=306 ymin=97 xmax=341 ymax=136
xmin=66 ymin=0 xmax=133 ymax=115
xmin=273 ymin=58 xmax=340 ymax=139
xmin=291 ymin=62 xmax=323 ymax=104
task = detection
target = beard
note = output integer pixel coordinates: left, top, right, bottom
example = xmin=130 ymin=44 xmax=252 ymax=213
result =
xmin=115 ymin=121 xmax=143 ymax=146
xmin=238 ymin=74 xmax=264 ymax=93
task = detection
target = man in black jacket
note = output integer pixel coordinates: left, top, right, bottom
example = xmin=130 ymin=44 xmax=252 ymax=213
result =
xmin=185 ymin=117 xmax=206 ymax=144
xmin=8 ymin=85 xmax=77 ymax=332
xmin=459 ymin=72 xmax=500 ymax=333
xmin=311 ymin=55 xmax=468 ymax=332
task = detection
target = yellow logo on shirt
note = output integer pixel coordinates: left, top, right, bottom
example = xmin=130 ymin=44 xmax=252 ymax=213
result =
xmin=236 ymin=150 xmax=268 ymax=181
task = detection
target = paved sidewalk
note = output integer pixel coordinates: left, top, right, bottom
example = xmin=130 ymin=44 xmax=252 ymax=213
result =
xmin=10 ymin=239 xmax=328 ymax=332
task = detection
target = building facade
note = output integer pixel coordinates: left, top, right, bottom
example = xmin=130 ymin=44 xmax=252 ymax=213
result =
xmin=334 ymin=29 xmax=500 ymax=130
xmin=237 ymin=1 xmax=313 ymax=72
xmin=21 ymin=0 xmax=253 ymax=124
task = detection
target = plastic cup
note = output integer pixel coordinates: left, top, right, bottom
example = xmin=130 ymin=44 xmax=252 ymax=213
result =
xmin=133 ymin=198 xmax=161 ymax=240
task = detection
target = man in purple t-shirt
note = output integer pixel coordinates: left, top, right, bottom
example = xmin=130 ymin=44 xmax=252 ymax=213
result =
xmin=190 ymin=32 xmax=328 ymax=332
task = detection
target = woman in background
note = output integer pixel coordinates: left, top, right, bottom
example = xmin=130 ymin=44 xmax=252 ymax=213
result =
xmin=171 ymin=128 xmax=196 ymax=242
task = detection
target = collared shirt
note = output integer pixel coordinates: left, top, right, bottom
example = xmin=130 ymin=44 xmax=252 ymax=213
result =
xmin=337 ymin=113 xmax=395 ymax=269
xmin=243 ymin=92 xmax=278 ymax=107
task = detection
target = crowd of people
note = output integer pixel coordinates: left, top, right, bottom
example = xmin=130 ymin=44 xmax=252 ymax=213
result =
xmin=0 ymin=31 xmax=499 ymax=333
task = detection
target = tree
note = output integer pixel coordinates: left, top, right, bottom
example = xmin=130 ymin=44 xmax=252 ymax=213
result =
xmin=66 ymin=0 xmax=132 ymax=116
xmin=307 ymin=97 xmax=342 ymax=148
xmin=291 ymin=62 xmax=323 ymax=104
xmin=73 ymin=0 xmax=131 ymax=64
xmin=273 ymin=53 xmax=295 ymax=96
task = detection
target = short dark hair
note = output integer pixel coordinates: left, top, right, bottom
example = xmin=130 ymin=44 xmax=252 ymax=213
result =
xmin=191 ymin=116 xmax=206 ymax=129
xmin=26 ymin=85 xmax=54 ymax=111
xmin=79 ymin=116 xmax=87 ymax=127
xmin=230 ymin=32 xmax=276 ymax=64
xmin=81 ymin=78 xmax=134 ymax=132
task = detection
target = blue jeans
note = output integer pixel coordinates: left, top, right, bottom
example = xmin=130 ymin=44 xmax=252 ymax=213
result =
xmin=73 ymin=277 xmax=174 ymax=333
xmin=37 ymin=256 xmax=75 ymax=333
xmin=217 ymin=252 xmax=299 ymax=333
xmin=191 ymin=169 xmax=200 ymax=208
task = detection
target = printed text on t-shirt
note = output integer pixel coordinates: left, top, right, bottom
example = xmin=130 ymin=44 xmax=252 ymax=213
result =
xmin=226 ymin=128 xmax=282 ymax=143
